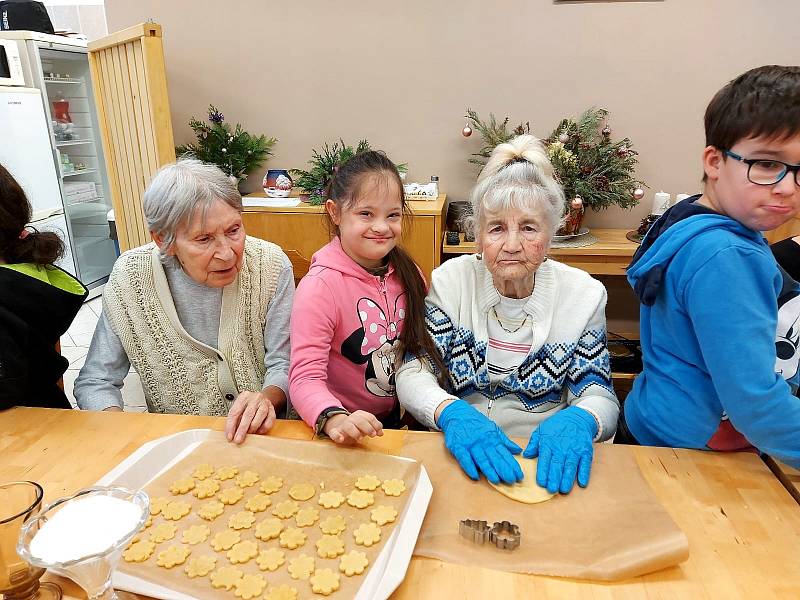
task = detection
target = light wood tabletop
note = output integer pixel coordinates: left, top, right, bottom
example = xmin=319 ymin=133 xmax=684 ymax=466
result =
xmin=3 ymin=407 xmax=800 ymax=599
xmin=442 ymin=228 xmax=640 ymax=276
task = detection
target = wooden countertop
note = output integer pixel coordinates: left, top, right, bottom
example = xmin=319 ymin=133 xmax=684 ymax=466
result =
xmin=242 ymin=193 xmax=447 ymax=216
xmin=3 ymin=407 xmax=800 ymax=598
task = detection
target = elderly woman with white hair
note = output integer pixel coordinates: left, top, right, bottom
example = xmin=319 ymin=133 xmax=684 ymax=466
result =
xmin=75 ymin=159 xmax=294 ymax=443
xmin=397 ymin=135 xmax=618 ymax=494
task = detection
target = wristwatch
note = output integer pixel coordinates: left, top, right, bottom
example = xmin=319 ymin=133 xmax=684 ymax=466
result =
xmin=315 ymin=407 xmax=350 ymax=436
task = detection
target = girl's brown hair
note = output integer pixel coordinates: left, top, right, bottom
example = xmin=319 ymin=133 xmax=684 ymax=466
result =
xmin=325 ymin=150 xmax=448 ymax=380
xmin=0 ymin=163 xmax=65 ymax=266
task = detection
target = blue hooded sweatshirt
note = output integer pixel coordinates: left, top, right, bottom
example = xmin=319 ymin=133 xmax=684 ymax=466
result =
xmin=624 ymin=195 xmax=800 ymax=468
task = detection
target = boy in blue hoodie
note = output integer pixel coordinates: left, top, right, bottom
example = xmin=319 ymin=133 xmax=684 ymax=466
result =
xmin=617 ymin=65 xmax=800 ymax=468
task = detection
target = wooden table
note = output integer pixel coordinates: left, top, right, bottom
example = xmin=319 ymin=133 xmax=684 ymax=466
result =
xmin=242 ymin=194 xmax=447 ymax=283
xmin=3 ymin=407 xmax=800 ymax=598
xmin=442 ymin=228 xmax=639 ymax=276
xmin=765 ymin=456 xmax=800 ymax=504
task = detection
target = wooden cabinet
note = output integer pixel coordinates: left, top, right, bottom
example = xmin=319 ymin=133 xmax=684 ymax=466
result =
xmin=242 ymin=194 xmax=447 ymax=283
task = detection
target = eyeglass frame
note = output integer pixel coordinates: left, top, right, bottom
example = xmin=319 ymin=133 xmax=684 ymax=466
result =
xmin=723 ymin=149 xmax=800 ymax=186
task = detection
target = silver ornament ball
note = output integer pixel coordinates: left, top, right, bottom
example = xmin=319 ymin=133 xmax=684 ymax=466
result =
xmin=633 ymin=188 xmax=645 ymax=201
xmin=462 ymin=124 xmax=473 ymax=137
xmin=558 ymin=132 xmax=569 ymax=144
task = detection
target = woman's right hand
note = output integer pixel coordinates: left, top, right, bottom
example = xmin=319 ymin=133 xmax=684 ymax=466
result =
xmin=324 ymin=410 xmax=384 ymax=444
xmin=437 ymin=399 xmax=524 ymax=485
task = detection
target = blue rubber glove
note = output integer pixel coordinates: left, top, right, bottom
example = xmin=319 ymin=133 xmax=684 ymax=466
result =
xmin=437 ymin=399 xmax=524 ymax=485
xmin=523 ymin=406 xmax=598 ymax=494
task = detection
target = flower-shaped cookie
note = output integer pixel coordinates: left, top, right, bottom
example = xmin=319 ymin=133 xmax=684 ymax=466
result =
xmin=319 ymin=515 xmax=347 ymax=535
xmin=193 ymin=478 xmax=220 ymax=499
xmin=162 ymin=500 xmax=191 ymax=521
xmin=219 ymin=486 xmax=245 ymax=505
xmin=264 ymin=584 xmax=298 ymax=600
xmin=123 ymin=539 xmax=155 ymax=562
xmin=318 ymin=490 xmax=345 ymax=509
xmin=149 ymin=522 xmax=177 ymax=543
xmin=382 ymin=478 xmax=406 ymax=496
xmin=169 ymin=477 xmax=195 ymax=495
xmin=227 ymin=539 xmax=259 ymax=564
xmin=288 ymin=483 xmax=315 ymax=501
xmin=370 ymin=505 xmax=398 ymax=526
xmin=259 ymin=476 xmax=284 ymax=495
xmin=181 ymin=524 xmax=211 ymax=545
xmin=245 ymin=493 xmax=272 ymax=513
xmin=339 ymin=550 xmax=369 ymax=576
xmin=156 ymin=544 xmax=191 ymax=568
xmin=198 ymin=499 xmax=225 ymax=521
xmin=192 ymin=463 xmax=215 ymax=480
xmin=315 ymin=534 xmax=345 ymax=559
xmin=228 ymin=510 xmax=256 ymax=530
xmin=210 ymin=566 xmax=244 ymax=590
xmin=272 ymin=499 xmax=300 ymax=519
xmin=355 ymin=474 xmax=381 ymax=491
xmin=149 ymin=496 xmax=170 ymax=516
xmin=210 ymin=529 xmax=241 ymax=551
xmin=310 ymin=568 xmax=341 ymax=595
xmin=214 ymin=466 xmax=239 ymax=481
xmin=279 ymin=527 xmax=307 ymax=550
xmin=185 ymin=554 xmax=217 ymax=578
xmin=235 ymin=470 xmax=260 ymax=488
xmin=234 ymin=573 xmax=266 ymax=600
xmin=287 ymin=553 xmax=315 ymax=580
xmin=295 ymin=507 xmax=319 ymax=527
xmin=353 ymin=522 xmax=381 ymax=547
xmin=256 ymin=547 xmax=286 ymax=572
xmin=346 ymin=490 xmax=374 ymax=509
xmin=254 ymin=517 xmax=284 ymax=541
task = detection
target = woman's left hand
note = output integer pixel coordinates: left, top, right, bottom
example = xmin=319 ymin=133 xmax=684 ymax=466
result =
xmin=523 ymin=406 xmax=598 ymax=494
xmin=225 ymin=389 xmax=279 ymax=444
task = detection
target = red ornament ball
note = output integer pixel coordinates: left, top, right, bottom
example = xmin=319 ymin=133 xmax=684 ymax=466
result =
xmin=462 ymin=124 xmax=473 ymax=137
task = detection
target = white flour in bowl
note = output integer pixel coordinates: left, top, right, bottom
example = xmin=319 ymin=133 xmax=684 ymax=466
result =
xmin=30 ymin=495 xmax=142 ymax=563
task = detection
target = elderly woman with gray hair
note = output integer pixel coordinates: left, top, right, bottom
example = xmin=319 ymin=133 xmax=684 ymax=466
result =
xmin=75 ymin=159 xmax=293 ymax=443
xmin=396 ymin=135 xmax=618 ymax=494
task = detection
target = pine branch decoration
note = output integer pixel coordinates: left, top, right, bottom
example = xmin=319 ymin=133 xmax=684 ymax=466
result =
xmin=176 ymin=105 xmax=277 ymax=183
xmin=465 ymin=107 xmax=645 ymax=211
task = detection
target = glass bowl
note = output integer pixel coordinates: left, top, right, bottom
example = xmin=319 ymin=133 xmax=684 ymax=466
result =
xmin=17 ymin=486 xmax=149 ymax=600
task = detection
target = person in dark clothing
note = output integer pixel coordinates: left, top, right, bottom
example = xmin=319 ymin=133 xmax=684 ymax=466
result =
xmin=0 ymin=163 xmax=87 ymax=410
xmin=771 ymin=235 xmax=800 ymax=282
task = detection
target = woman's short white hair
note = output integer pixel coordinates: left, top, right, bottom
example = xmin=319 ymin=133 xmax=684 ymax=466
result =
xmin=466 ymin=134 xmax=565 ymax=241
xmin=143 ymin=158 xmax=242 ymax=257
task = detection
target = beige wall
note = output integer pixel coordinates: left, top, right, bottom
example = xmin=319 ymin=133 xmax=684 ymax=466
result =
xmin=105 ymin=0 xmax=799 ymax=230
xmin=104 ymin=0 xmax=799 ymax=336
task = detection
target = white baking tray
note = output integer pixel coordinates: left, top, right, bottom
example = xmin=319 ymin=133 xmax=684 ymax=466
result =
xmin=95 ymin=429 xmax=432 ymax=600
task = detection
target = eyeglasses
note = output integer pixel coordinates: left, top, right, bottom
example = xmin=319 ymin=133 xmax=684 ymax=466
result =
xmin=723 ymin=150 xmax=800 ymax=186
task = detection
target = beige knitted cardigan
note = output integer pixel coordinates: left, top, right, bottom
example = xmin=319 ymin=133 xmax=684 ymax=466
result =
xmin=102 ymin=236 xmax=282 ymax=415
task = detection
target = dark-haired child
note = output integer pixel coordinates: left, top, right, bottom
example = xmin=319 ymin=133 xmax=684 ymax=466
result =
xmin=0 ymin=163 xmax=87 ymax=409
xmin=289 ymin=150 xmax=443 ymax=443
xmin=619 ymin=65 xmax=800 ymax=468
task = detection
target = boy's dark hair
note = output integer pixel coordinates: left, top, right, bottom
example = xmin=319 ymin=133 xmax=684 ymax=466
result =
xmin=325 ymin=150 xmax=448 ymax=382
xmin=0 ymin=163 xmax=65 ymax=266
xmin=705 ymin=65 xmax=800 ymax=152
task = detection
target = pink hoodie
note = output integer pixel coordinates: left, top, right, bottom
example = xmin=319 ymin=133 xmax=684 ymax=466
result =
xmin=289 ymin=237 xmax=408 ymax=428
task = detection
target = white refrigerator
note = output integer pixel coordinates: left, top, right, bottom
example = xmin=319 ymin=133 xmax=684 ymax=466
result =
xmin=0 ymin=31 xmax=117 ymax=291
xmin=0 ymin=85 xmax=76 ymax=275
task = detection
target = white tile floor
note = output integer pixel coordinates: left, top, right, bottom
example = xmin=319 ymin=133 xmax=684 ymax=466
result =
xmin=62 ymin=295 xmax=147 ymax=412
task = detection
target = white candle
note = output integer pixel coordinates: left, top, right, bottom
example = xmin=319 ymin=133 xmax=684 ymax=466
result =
xmin=651 ymin=191 xmax=671 ymax=215
xmin=675 ymin=193 xmax=691 ymax=206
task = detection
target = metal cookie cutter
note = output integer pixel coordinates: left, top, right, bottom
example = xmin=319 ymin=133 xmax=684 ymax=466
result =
xmin=459 ymin=519 xmax=521 ymax=550
xmin=459 ymin=518 xmax=491 ymax=545
xmin=489 ymin=520 xmax=521 ymax=551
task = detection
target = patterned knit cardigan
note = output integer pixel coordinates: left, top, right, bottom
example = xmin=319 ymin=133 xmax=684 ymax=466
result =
xmin=396 ymin=254 xmax=619 ymax=440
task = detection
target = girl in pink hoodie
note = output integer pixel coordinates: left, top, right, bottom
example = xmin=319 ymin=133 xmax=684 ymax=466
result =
xmin=289 ymin=150 xmax=445 ymax=444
